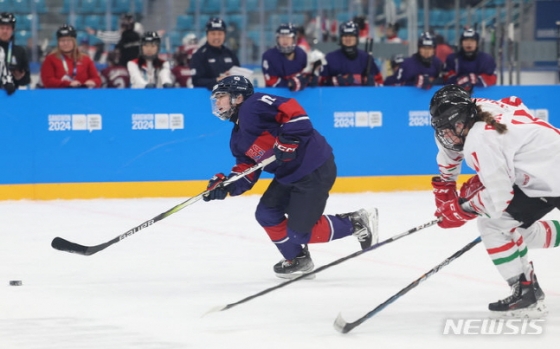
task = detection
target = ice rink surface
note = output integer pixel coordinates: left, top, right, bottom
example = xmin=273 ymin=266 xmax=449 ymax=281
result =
xmin=1 ymin=191 xmax=560 ymax=349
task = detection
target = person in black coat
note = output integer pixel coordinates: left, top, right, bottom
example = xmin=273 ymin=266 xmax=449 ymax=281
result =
xmin=0 ymin=12 xmax=30 ymax=94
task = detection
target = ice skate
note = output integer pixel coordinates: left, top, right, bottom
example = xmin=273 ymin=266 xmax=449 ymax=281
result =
xmin=347 ymin=208 xmax=379 ymax=250
xmin=488 ymin=274 xmax=548 ymax=318
xmin=273 ymin=245 xmax=315 ymax=280
xmin=530 ymin=261 xmax=545 ymax=301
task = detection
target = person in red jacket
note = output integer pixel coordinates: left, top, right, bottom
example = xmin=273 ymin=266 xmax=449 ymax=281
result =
xmin=40 ymin=24 xmax=101 ymax=88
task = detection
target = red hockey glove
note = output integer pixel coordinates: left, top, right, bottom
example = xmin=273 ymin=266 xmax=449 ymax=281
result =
xmin=431 ymin=176 xmax=458 ymax=210
xmin=203 ymin=173 xmax=229 ymax=201
xmin=436 ymin=197 xmax=478 ymax=229
xmin=460 ymin=175 xmax=485 ymax=201
xmin=273 ymin=135 xmax=300 ymax=164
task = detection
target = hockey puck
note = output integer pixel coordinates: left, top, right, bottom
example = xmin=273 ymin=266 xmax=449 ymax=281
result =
xmin=9 ymin=280 xmax=22 ymax=286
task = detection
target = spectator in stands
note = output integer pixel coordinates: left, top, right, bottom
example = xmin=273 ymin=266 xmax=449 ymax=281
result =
xmin=295 ymin=25 xmax=311 ymax=54
xmin=352 ymin=15 xmax=370 ymax=44
xmin=395 ymin=32 xmax=444 ymax=90
xmin=435 ymin=33 xmax=453 ymax=63
xmin=444 ymin=28 xmax=497 ymax=93
xmin=262 ymin=23 xmax=311 ymax=91
xmin=100 ymin=50 xmax=130 ymax=88
xmin=384 ymin=23 xmax=402 ymax=44
xmin=190 ymin=17 xmax=241 ymax=90
xmin=178 ymin=32 xmax=198 ymax=59
xmin=383 ymin=54 xmax=405 ymax=86
xmin=0 ymin=12 xmax=30 ymax=94
xmin=40 ymin=24 xmax=101 ymax=89
xmin=171 ymin=50 xmax=193 ymax=88
xmin=128 ymin=31 xmax=172 ymax=89
xmin=320 ymin=21 xmax=383 ymax=87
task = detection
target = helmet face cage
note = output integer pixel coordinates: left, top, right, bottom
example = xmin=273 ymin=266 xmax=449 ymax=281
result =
xmin=0 ymin=12 xmax=16 ymax=29
xmin=276 ymin=23 xmax=296 ymax=54
xmin=210 ymin=76 xmax=254 ymax=120
xmin=430 ymin=90 xmax=477 ymax=151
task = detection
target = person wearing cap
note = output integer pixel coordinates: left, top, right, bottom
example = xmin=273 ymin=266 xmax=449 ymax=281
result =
xmin=190 ymin=17 xmax=240 ymax=90
xmin=383 ymin=54 xmax=405 ymax=86
xmin=444 ymin=28 xmax=497 ymax=93
xmin=261 ymin=23 xmax=310 ymax=91
xmin=395 ymin=32 xmax=444 ymax=89
xmin=40 ymin=24 xmax=101 ymax=88
xmin=0 ymin=12 xmax=30 ymax=94
xmin=127 ymin=31 xmax=172 ymax=88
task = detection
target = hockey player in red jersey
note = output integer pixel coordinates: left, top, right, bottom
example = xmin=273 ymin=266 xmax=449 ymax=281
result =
xmin=203 ymin=75 xmax=379 ymax=279
xmin=430 ymin=85 xmax=560 ymax=316
xmin=100 ymin=50 xmax=130 ymax=88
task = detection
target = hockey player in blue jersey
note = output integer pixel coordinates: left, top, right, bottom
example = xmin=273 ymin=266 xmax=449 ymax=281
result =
xmin=261 ymin=23 xmax=310 ymax=91
xmin=203 ymin=75 xmax=379 ymax=279
xmin=396 ymin=32 xmax=444 ymax=89
xmin=443 ymin=28 xmax=497 ymax=93
xmin=320 ymin=20 xmax=383 ymax=86
xmin=383 ymin=54 xmax=405 ymax=86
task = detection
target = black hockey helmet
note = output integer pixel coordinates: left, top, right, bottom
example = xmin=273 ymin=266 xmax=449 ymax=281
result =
xmin=459 ymin=28 xmax=479 ymax=57
xmin=430 ymin=85 xmax=477 ymax=151
xmin=211 ymin=75 xmax=254 ymax=120
xmin=56 ymin=24 xmax=77 ymax=39
xmin=390 ymin=54 xmax=405 ymax=69
xmin=339 ymin=20 xmax=359 ymax=59
xmin=0 ymin=12 xmax=16 ymax=28
xmin=418 ymin=32 xmax=436 ymax=48
xmin=206 ymin=17 xmax=226 ymax=32
xmin=276 ymin=23 xmax=297 ymax=54
xmin=141 ymin=31 xmax=160 ymax=45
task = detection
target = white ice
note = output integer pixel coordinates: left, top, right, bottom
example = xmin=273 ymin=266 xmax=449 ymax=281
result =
xmin=1 ymin=191 xmax=560 ymax=349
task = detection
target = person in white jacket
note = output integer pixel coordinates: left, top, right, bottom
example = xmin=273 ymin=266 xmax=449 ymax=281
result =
xmin=127 ymin=31 xmax=172 ymax=88
xmin=430 ymin=85 xmax=560 ymax=317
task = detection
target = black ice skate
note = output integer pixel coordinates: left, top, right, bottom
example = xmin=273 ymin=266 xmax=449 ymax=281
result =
xmin=488 ymin=274 xmax=547 ymax=317
xmin=344 ymin=208 xmax=379 ymax=250
xmin=273 ymin=245 xmax=315 ymax=280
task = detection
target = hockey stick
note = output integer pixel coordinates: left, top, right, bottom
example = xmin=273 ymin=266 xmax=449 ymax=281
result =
xmin=204 ymin=219 xmax=440 ymax=315
xmin=334 ymin=236 xmax=482 ymax=334
xmin=51 ymin=156 xmax=276 ymax=256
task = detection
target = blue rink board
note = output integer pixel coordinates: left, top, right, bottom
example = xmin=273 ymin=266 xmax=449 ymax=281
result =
xmin=1 ymin=85 xmax=559 ymax=185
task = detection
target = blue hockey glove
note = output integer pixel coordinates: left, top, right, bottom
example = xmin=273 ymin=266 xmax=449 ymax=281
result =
xmin=145 ymin=83 xmax=156 ymax=88
xmin=273 ymin=135 xmax=300 ymax=164
xmin=203 ymin=173 xmax=229 ymax=201
xmin=415 ymin=74 xmax=433 ymax=90
xmin=287 ymin=74 xmax=308 ymax=92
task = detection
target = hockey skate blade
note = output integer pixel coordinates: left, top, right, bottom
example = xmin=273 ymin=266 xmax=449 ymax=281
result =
xmin=274 ymin=271 xmax=316 ymax=280
xmin=490 ymin=300 xmax=549 ymax=319
xmin=333 ymin=313 xmax=351 ymax=333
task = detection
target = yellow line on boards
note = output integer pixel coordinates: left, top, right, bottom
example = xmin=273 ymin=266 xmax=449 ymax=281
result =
xmin=0 ymin=175 xmax=475 ymax=200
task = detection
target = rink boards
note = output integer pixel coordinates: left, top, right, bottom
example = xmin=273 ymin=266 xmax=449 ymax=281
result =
xmin=1 ymin=85 xmax=559 ymax=199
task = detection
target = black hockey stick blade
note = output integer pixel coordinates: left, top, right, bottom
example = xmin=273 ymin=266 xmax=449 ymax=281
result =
xmin=334 ymin=236 xmax=482 ymax=334
xmin=51 ymin=236 xmax=116 ymax=256
xmin=51 ymin=156 xmax=276 ymax=256
xmin=204 ymin=219 xmax=440 ymax=316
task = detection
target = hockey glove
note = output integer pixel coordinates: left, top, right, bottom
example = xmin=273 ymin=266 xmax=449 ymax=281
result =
xmin=415 ymin=74 xmax=433 ymax=90
xmin=3 ymin=82 xmax=16 ymax=95
xmin=436 ymin=197 xmax=478 ymax=229
xmin=306 ymin=74 xmax=319 ymax=87
xmin=459 ymin=175 xmax=485 ymax=201
xmin=273 ymin=135 xmax=300 ymax=164
xmin=456 ymin=73 xmax=478 ymax=93
xmin=162 ymin=83 xmax=173 ymax=88
xmin=287 ymin=74 xmax=308 ymax=92
xmin=333 ymin=74 xmax=356 ymax=86
xmin=145 ymin=83 xmax=156 ymax=88
xmin=203 ymin=173 xmax=229 ymax=201
xmin=431 ymin=177 xmax=458 ymax=210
